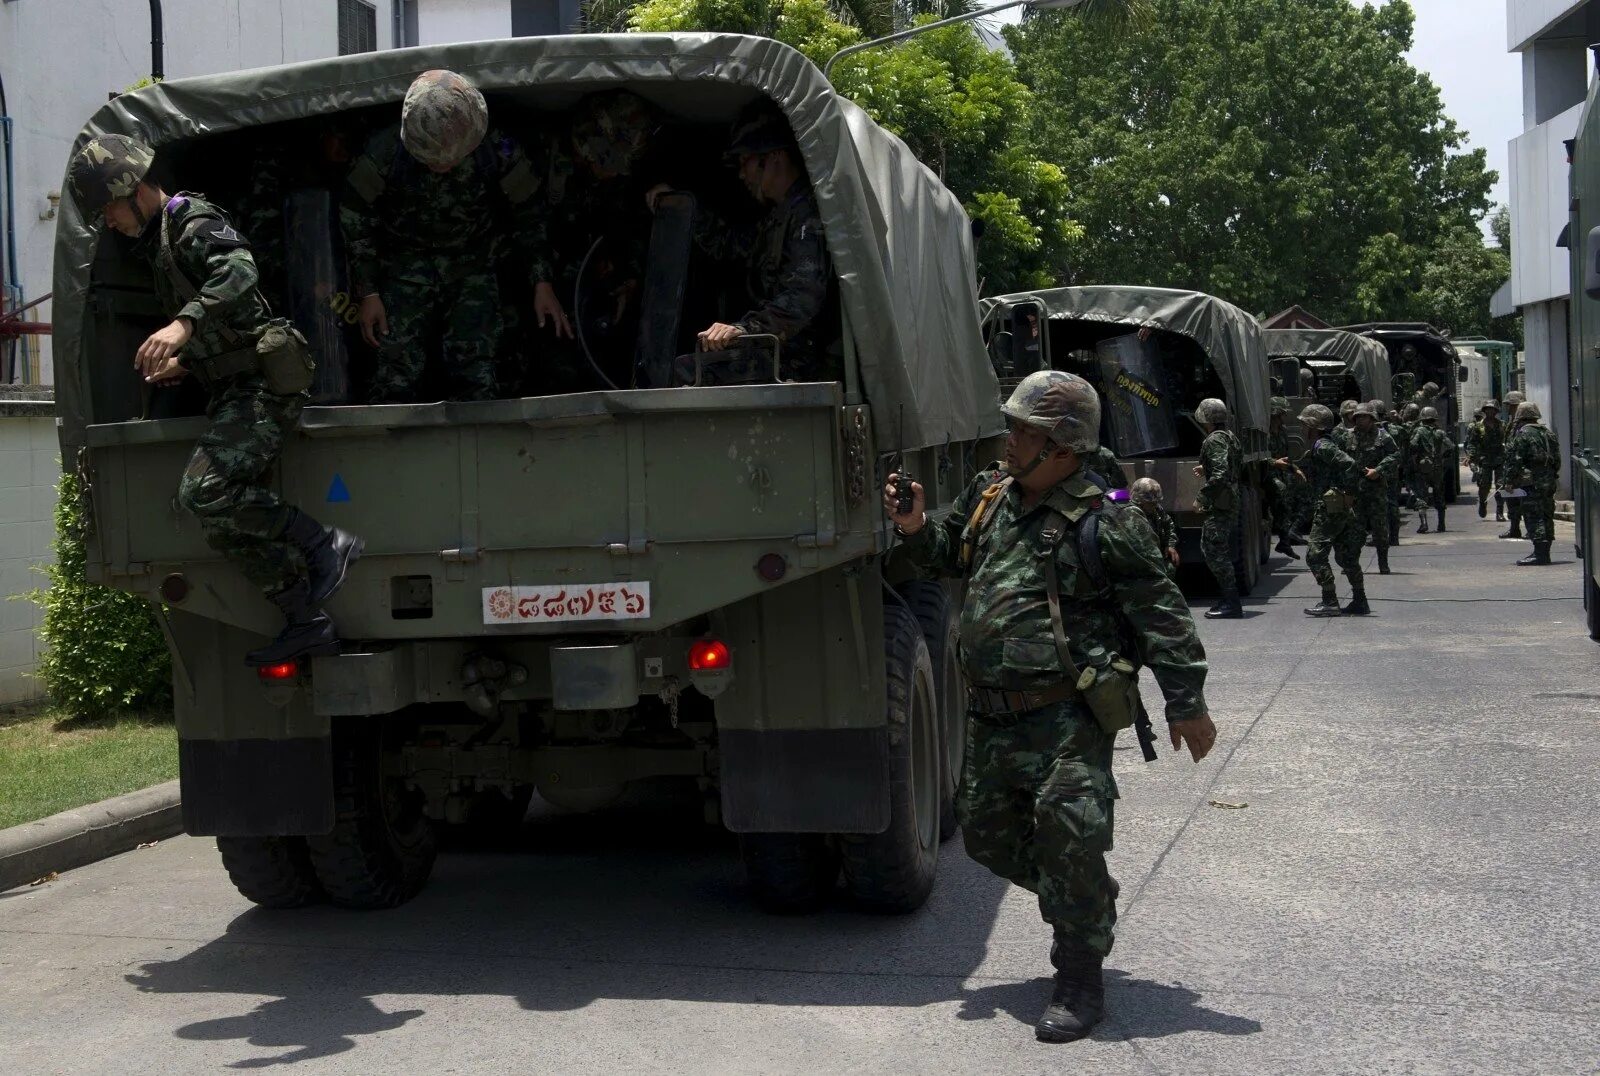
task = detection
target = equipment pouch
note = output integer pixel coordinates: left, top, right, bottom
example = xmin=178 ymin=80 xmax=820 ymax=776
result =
xmin=257 ymin=319 xmax=315 ymax=396
xmin=1075 ymin=657 xmax=1140 ymax=735
xmin=1321 ymin=488 xmax=1352 ymax=514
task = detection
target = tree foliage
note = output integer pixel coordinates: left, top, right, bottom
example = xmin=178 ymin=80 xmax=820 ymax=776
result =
xmin=1010 ymin=0 xmax=1498 ymax=324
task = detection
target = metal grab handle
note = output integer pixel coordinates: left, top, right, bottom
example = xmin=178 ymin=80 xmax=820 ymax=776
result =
xmin=692 ymin=333 xmax=783 ymax=386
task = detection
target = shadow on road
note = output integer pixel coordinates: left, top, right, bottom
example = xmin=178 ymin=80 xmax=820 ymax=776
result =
xmin=955 ymin=969 xmax=1262 ymax=1041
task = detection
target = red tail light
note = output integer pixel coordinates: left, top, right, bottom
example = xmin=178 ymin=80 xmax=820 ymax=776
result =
xmin=688 ymin=639 xmax=731 ymax=671
xmin=257 ymin=661 xmax=299 ymax=681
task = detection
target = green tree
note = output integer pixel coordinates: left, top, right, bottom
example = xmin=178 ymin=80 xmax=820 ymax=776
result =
xmin=1010 ymin=0 xmax=1497 ymax=322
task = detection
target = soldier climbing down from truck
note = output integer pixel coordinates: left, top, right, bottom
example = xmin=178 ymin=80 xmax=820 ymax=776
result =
xmin=68 ymin=133 xmax=364 ymax=665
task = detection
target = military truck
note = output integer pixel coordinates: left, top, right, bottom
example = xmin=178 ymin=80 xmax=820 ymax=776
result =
xmin=1337 ymin=322 xmax=1464 ymax=498
xmin=1566 ymin=68 xmax=1600 ymax=639
xmin=1262 ymin=327 xmax=1394 ymax=459
xmin=52 ymin=35 xmax=1002 ymax=913
xmin=981 ymin=286 xmax=1274 ymax=593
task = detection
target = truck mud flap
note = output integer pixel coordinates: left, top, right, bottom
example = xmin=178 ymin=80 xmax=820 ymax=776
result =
xmin=179 ymin=737 xmax=334 ymax=837
xmin=719 ymin=728 xmax=890 ymax=834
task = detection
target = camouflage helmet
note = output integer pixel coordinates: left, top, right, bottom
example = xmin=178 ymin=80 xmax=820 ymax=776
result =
xmin=725 ymin=106 xmax=794 ymax=160
xmin=1193 ymin=398 xmax=1229 ymax=426
xmin=68 ymin=134 xmax=155 ymax=214
xmin=1270 ymin=395 xmax=1290 ymax=416
xmin=1420 ymin=381 xmax=1441 ymax=397
xmin=1129 ymin=477 xmax=1163 ymax=506
xmin=1481 ymin=399 xmax=1500 ymax=414
xmin=1298 ymin=403 xmax=1337 ymax=431
xmin=1352 ymin=401 xmax=1381 ymax=422
xmin=1514 ymin=401 xmax=1542 ymax=424
xmin=1505 ymin=390 xmax=1525 ymax=407
xmin=401 ymin=70 xmax=487 ymax=168
xmin=1001 ymin=369 xmax=1101 ymax=453
xmin=571 ymin=91 xmax=658 ymax=176
xmin=1402 ymin=403 xmax=1420 ymax=421
xmin=1339 ymin=399 xmax=1360 ymax=420
xmin=1420 ymin=406 xmax=1439 ymax=423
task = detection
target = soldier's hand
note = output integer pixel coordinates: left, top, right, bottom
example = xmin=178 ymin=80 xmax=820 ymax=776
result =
xmin=534 ymin=282 xmax=574 ymax=340
xmin=881 ymin=473 xmax=926 ymax=534
xmin=143 ymin=355 xmax=187 ymax=383
xmin=1364 ymin=467 xmax=1379 ymax=481
xmin=698 ymin=322 xmax=745 ymax=351
xmin=1191 ymin=464 xmax=1204 ymax=478
xmin=1168 ymin=714 xmax=1216 ymax=763
xmin=644 ymin=183 xmax=674 ymax=213
xmin=358 ymin=294 xmax=388 ymax=348
xmin=1166 ymin=548 xmax=1180 ymax=568
xmin=135 ymin=319 xmax=192 ymax=377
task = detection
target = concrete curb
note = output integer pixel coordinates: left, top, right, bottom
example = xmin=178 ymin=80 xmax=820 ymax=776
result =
xmin=0 ymin=781 xmax=182 ymax=893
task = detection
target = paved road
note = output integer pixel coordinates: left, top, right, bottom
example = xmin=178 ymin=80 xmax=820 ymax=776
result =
xmin=4 ymin=504 xmax=1598 ymax=1074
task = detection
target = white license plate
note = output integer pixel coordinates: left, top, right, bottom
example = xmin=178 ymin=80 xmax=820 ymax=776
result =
xmin=482 ymin=583 xmax=651 ymax=625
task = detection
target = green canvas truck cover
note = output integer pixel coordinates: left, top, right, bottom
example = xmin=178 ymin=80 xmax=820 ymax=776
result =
xmin=1262 ymin=328 xmax=1394 ymax=407
xmin=51 ymin=32 xmax=998 ymax=450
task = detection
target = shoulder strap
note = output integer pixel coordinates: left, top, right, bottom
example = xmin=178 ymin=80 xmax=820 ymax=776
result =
xmin=1038 ymin=517 xmax=1085 ymax=689
xmin=1076 ymin=506 xmax=1111 ymax=595
xmin=959 ymin=476 xmax=1013 ymax=571
xmin=158 ymin=207 xmax=241 ymax=346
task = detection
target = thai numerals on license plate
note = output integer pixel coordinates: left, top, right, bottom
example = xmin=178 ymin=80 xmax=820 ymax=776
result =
xmin=482 ymin=583 xmax=651 ymax=625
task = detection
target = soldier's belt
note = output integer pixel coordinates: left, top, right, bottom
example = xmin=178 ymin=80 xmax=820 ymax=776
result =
xmin=968 ymin=681 xmax=1077 ymax=717
xmin=184 ymin=344 xmax=259 ymax=388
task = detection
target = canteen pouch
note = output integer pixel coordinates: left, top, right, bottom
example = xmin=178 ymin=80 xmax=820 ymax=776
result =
xmin=1075 ymin=657 xmax=1140 ymax=735
xmin=257 ymin=319 xmax=315 ymax=396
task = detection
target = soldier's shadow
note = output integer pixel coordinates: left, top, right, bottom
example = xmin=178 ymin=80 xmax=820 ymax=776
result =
xmin=955 ymin=969 xmax=1262 ymax=1041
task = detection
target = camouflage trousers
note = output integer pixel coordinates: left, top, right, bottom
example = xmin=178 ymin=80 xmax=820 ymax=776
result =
xmin=176 ymin=376 xmax=304 ymax=595
xmin=1522 ymin=490 xmax=1556 ymax=542
xmin=1306 ymin=501 xmax=1365 ymax=591
xmin=959 ymin=698 xmax=1119 ymax=958
xmin=1200 ymin=508 xmax=1237 ymax=591
xmin=1474 ymin=464 xmax=1501 ymax=503
xmin=1350 ymin=490 xmax=1390 ymax=551
xmin=1266 ymin=472 xmax=1305 ymax=537
xmin=1412 ymin=468 xmax=1445 ymax=511
xmin=371 ymin=255 xmax=501 ymax=403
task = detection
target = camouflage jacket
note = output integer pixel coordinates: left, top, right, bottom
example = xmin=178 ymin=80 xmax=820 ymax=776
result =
xmin=1140 ymin=504 xmax=1179 ymax=557
xmin=1301 ymin=434 xmax=1360 ymax=498
xmin=522 ymin=141 xmax=657 ymax=293
xmin=1505 ymin=422 xmax=1560 ymax=492
xmin=1085 ymin=445 xmax=1128 ymax=490
xmin=1268 ymin=424 xmax=1292 ymax=462
xmin=694 ymin=180 xmax=840 ymax=373
xmin=1409 ymin=425 xmax=1454 ymax=475
xmin=1465 ymin=420 xmax=1505 ymax=469
xmin=1197 ymin=429 xmax=1242 ymax=513
xmin=131 ymin=191 xmax=271 ymax=363
xmin=903 ymin=465 xmax=1209 ymax=722
xmin=1334 ymin=424 xmax=1399 ymax=497
xmin=340 ymin=124 xmax=546 ymax=296
xmin=1391 ymin=421 xmax=1417 ymax=469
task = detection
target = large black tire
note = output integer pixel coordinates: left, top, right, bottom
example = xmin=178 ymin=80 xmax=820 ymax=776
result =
xmin=305 ymin=726 xmax=437 ymax=909
xmin=739 ymin=834 xmax=840 ymax=913
xmin=1233 ymin=490 xmax=1262 ymax=596
xmin=216 ymin=836 xmax=323 ymax=909
xmin=838 ymin=602 xmax=940 ymax=913
xmin=896 ymin=581 xmax=965 ymax=842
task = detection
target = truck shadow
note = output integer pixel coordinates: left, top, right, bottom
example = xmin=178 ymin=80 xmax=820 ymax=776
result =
xmin=120 ymin=785 xmax=1260 ymax=1067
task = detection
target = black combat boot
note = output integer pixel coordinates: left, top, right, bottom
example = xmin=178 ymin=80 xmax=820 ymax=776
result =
xmin=1205 ymin=585 xmax=1244 ymax=619
xmin=1516 ymin=542 xmax=1553 ymax=566
xmin=1037 ymin=937 xmax=1105 ymax=1044
xmin=1436 ymin=507 xmax=1446 ymax=533
xmin=1417 ymin=513 xmax=1430 ymax=534
xmin=1305 ymin=588 xmax=1342 ymax=617
xmin=244 ymin=581 xmax=340 ymax=666
xmin=1342 ymin=585 xmax=1371 ymax=616
xmin=1494 ymin=495 xmax=1505 ymax=522
xmin=283 ymin=509 xmax=366 ymax=607
xmin=1478 ymin=493 xmax=1488 ymax=518
xmin=1376 ymin=547 xmax=1391 ymax=575
xmin=1501 ymin=504 xmax=1523 ymax=539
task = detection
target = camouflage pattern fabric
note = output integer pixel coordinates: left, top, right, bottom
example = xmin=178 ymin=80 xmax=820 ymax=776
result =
xmin=1335 ymin=423 xmax=1399 ymax=550
xmin=1197 ymin=429 xmax=1242 ymax=591
xmin=1466 ymin=419 xmax=1505 ymax=501
xmin=1138 ymin=503 xmax=1179 ymax=577
xmin=1506 ymin=421 xmax=1561 ymax=542
xmin=401 ymin=70 xmax=488 ymax=168
xmin=1085 ymin=444 xmax=1128 ymax=490
xmin=1266 ymin=421 xmax=1306 ymax=533
xmin=902 ymin=463 xmax=1209 ymax=957
xmin=372 ymin=257 xmax=501 ymax=402
xmin=1301 ymin=435 xmax=1364 ymax=590
xmin=1409 ymin=425 xmax=1454 ymax=511
xmin=692 ymin=180 xmax=841 ymax=382
xmin=68 ymin=134 xmax=155 ymax=212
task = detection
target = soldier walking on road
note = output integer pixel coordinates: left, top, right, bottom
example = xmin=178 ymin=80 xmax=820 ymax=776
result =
xmin=1499 ymin=391 xmax=1527 ymax=538
xmin=1299 ymin=403 xmax=1368 ymax=617
xmin=1265 ymin=397 xmax=1304 ymax=560
xmin=69 ymin=135 xmax=363 ymax=665
xmin=1394 ymin=402 xmax=1421 ymax=510
xmin=883 ymin=370 xmax=1216 ymax=1044
xmin=1193 ymin=398 xmax=1244 ymax=619
xmin=1410 ymin=408 xmax=1454 ymax=534
xmin=1504 ymin=402 xmax=1560 ymax=565
xmin=1130 ymin=477 xmax=1180 ymax=576
xmin=1465 ymin=401 xmax=1506 ymax=521
xmin=1340 ymin=402 xmax=1400 ymax=573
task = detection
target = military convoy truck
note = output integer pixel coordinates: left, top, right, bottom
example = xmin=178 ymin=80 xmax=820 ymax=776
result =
xmin=1566 ymin=66 xmax=1600 ymax=640
xmin=1338 ymin=322 xmax=1464 ymax=498
xmin=1262 ymin=327 xmax=1394 ymax=459
xmin=53 ymin=35 xmax=1003 ymax=913
xmin=981 ymin=286 xmax=1274 ymax=593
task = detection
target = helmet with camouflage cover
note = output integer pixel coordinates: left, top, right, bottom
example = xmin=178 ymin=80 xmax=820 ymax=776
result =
xmin=1420 ymin=406 xmax=1439 ymax=423
xmin=1193 ymin=398 xmax=1229 ymax=426
xmin=1339 ymin=399 xmax=1359 ymax=421
xmin=68 ymin=134 xmax=155 ymax=214
xmin=1352 ymin=401 xmax=1381 ymax=423
xmin=571 ymin=90 xmax=659 ymax=177
xmin=1514 ymin=401 xmax=1542 ymax=424
xmin=1001 ymin=369 xmax=1101 ymax=453
xmin=1402 ymin=403 xmax=1420 ymax=421
xmin=1481 ymin=399 xmax=1500 ymax=415
xmin=725 ymin=105 xmax=794 ymax=161
xmin=1298 ymin=403 xmax=1336 ymax=431
xmin=401 ymin=70 xmax=487 ymax=168
xmin=1129 ymin=477 xmax=1163 ymax=506
xmin=1505 ymin=390 xmax=1525 ymax=407
xmin=1270 ymin=396 xmax=1290 ymax=416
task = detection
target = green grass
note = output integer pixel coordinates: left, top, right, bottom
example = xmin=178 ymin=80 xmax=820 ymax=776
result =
xmin=0 ymin=706 xmax=178 ymax=829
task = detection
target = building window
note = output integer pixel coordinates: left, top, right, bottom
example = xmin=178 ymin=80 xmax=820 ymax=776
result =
xmin=338 ymin=0 xmax=378 ymax=55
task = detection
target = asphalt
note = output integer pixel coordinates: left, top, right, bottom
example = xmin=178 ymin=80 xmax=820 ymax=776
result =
xmin=2 ymin=496 xmax=1597 ymax=1075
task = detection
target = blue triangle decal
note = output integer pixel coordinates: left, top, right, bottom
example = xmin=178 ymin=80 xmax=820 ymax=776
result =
xmin=326 ymin=474 xmax=351 ymax=503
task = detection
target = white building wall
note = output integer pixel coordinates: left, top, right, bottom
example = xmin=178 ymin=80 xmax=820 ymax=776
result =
xmin=1509 ymin=102 xmax=1584 ymax=307
xmin=1522 ymin=299 xmax=1573 ymax=493
xmin=0 ymin=0 xmax=396 ymax=385
xmin=1509 ymin=0 xmax=1588 ymax=50
xmin=416 ymin=0 xmax=512 ymax=44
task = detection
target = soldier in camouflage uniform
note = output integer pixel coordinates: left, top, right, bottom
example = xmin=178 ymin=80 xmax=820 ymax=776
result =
xmin=1410 ymin=407 xmax=1454 ymax=534
xmin=1393 ymin=402 xmax=1421 ymax=510
xmin=1505 ymin=401 xmax=1560 ymax=565
xmin=1085 ymin=444 xmax=1129 ymax=491
xmin=648 ymin=106 xmax=841 ymax=384
xmin=1499 ymin=391 xmax=1527 ymax=538
xmin=341 ymin=70 xmax=553 ymax=403
xmin=1299 ymin=403 xmax=1368 ymax=617
xmin=1464 ymin=401 xmax=1506 ymax=520
xmin=69 ymin=134 xmax=364 ymax=665
xmin=1265 ymin=396 xmax=1304 ymax=559
xmin=1336 ymin=402 xmax=1399 ymax=573
xmin=884 ymin=369 xmax=1215 ymax=1044
xmin=1130 ymin=477 xmax=1180 ymax=576
xmin=1193 ymin=398 xmax=1244 ymax=618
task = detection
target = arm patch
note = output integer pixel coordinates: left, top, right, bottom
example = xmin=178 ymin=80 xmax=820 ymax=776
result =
xmin=185 ymin=216 xmax=251 ymax=251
